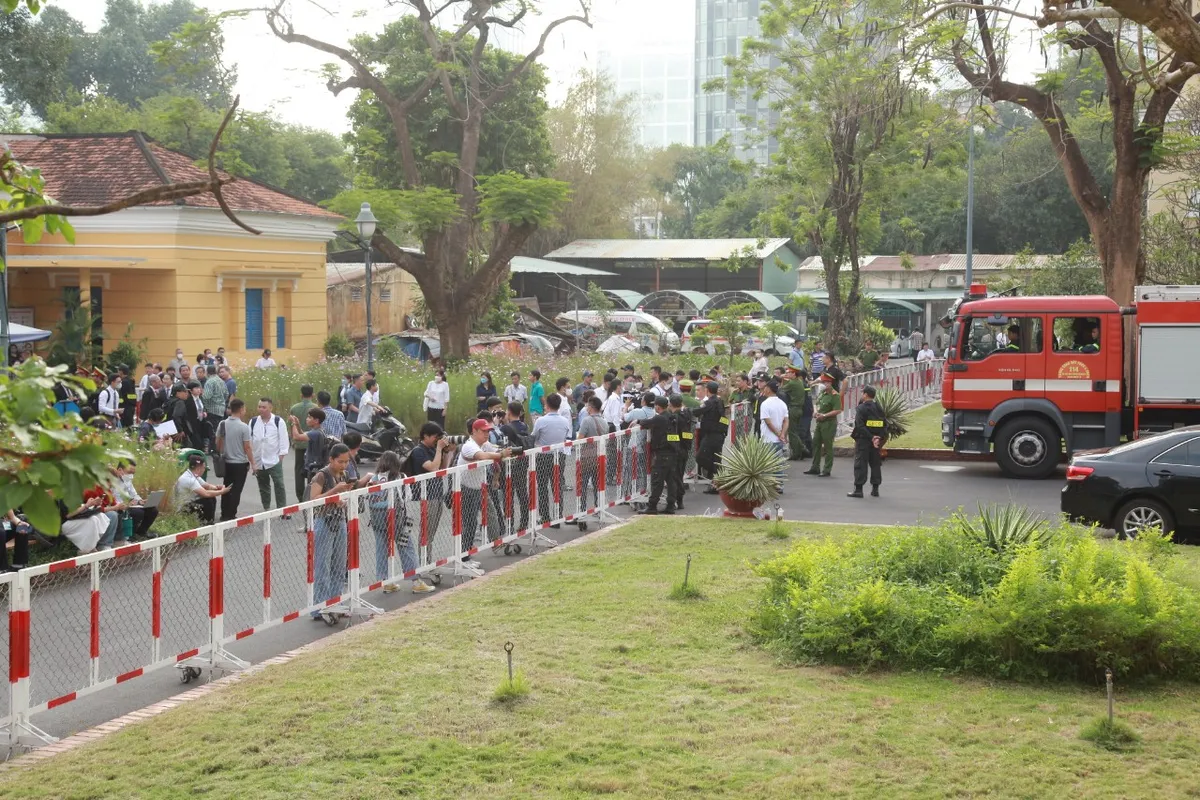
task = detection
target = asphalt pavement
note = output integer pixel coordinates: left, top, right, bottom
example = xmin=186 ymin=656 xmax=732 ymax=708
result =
xmin=20 ymin=454 xmax=1066 ymax=744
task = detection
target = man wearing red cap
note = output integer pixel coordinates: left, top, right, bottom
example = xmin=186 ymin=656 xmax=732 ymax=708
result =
xmin=456 ymin=418 xmax=512 ymax=568
xmin=804 ymin=372 xmax=840 ymax=477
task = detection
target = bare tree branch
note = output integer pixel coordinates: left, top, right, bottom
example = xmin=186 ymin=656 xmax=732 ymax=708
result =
xmin=483 ymin=0 xmax=592 ymax=108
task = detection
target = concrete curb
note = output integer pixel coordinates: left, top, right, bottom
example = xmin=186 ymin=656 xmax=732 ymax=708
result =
xmin=2 ymin=517 xmax=638 ymax=769
xmin=831 ymin=446 xmax=991 ymax=462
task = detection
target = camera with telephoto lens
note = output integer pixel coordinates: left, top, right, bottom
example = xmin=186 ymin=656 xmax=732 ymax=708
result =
xmin=442 ymin=434 xmax=469 ymax=446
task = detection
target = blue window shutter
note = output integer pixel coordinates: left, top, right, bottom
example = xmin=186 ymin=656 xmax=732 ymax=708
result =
xmin=245 ymin=289 xmax=263 ymax=350
xmin=276 ymin=316 xmax=286 ymax=349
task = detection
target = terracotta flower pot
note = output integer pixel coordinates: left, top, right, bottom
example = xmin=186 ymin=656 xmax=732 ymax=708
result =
xmin=718 ymin=490 xmax=762 ymax=518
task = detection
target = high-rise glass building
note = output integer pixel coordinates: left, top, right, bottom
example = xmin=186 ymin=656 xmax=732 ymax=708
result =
xmin=694 ymin=0 xmax=778 ymax=164
xmin=596 ymin=0 xmax=695 ymax=148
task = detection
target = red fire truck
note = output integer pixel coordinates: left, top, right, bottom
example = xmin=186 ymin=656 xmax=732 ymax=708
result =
xmin=940 ymin=284 xmax=1200 ymax=478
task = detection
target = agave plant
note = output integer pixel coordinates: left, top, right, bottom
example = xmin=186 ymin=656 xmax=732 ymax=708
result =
xmin=873 ymin=387 xmax=912 ymax=441
xmin=955 ymin=503 xmax=1051 ymax=555
xmin=714 ymin=436 xmax=787 ymax=504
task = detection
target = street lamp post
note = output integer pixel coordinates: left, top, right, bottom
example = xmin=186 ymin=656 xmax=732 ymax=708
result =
xmin=355 ymin=202 xmax=379 ymax=372
xmin=964 ymin=106 xmax=976 ymax=290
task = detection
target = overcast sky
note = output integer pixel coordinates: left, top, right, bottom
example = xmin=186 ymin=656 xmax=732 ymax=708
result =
xmin=51 ymin=0 xmax=1041 ymax=133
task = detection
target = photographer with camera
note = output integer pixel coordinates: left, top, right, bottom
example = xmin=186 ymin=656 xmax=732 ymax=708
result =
xmin=456 ymin=419 xmax=512 ymax=570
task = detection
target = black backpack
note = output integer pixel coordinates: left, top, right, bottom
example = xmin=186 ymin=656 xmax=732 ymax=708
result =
xmin=303 ymin=430 xmax=331 ymax=480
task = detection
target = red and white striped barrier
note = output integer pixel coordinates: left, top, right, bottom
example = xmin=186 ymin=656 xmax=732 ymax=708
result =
xmin=2 ymin=426 xmax=655 ymax=749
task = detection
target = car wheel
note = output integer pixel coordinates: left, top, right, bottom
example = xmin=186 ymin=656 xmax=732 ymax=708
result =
xmin=692 ymin=347 xmax=707 ymax=354
xmin=1114 ymin=498 xmax=1175 ymax=540
xmin=994 ymin=417 xmax=1060 ymax=479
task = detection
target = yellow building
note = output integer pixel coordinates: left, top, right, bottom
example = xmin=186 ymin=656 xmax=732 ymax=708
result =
xmin=3 ymin=132 xmax=342 ymax=367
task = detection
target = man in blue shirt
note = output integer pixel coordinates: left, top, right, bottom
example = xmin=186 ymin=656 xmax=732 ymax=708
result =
xmin=316 ymin=390 xmax=347 ymax=437
xmin=789 ymin=342 xmax=807 ymax=369
xmin=810 ymin=342 xmax=825 ymax=376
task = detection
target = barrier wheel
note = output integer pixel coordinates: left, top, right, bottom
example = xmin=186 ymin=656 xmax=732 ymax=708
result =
xmin=321 ymin=612 xmax=340 ymax=627
xmin=430 ymin=572 xmax=443 ymax=585
xmin=180 ymin=666 xmax=201 ymax=684
xmin=513 ymin=544 xmax=522 ymax=554
xmin=578 ymin=521 xmax=589 ymax=532
xmin=503 ymin=544 xmax=513 ymax=555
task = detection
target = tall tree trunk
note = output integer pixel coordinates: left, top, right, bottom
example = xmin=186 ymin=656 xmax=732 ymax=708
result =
xmin=439 ymin=314 xmax=472 ymax=364
xmin=823 ymin=260 xmax=847 ymax=351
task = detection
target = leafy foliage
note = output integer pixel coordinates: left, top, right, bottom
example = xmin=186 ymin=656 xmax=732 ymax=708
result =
xmin=755 ymin=518 xmax=1200 ymax=682
xmin=1080 ymin=716 xmax=1141 ymax=751
xmin=871 ymin=387 xmax=911 ymax=441
xmin=0 ymin=359 xmax=132 ymax=536
xmin=954 ymin=504 xmax=1050 ymax=555
xmin=105 ymin=323 xmax=148 ymax=372
xmin=995 ymin=241 xmax=1105 ymax=297
xmin=477 ymin=172 xmax=570 ymax=228
xmin=323 ymin=333 xmax=355 ymax=360
xmin=47 ymin=299 xmax=101 ymax=371
xmin=373 ymin=336 xmax=404 ymax=365
xmin=687 ymin=302 xmax=761 ymax=364
xmin=0 ymin=144 xmax=76 ymax=269
xmin=714 ymin=435 xmax=786 ymax=504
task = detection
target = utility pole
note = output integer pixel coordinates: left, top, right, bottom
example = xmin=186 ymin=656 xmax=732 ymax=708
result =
xmin=964 ymin=106 xmax=976 ymax=290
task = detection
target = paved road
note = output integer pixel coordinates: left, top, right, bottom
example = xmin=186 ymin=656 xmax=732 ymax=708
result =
xmin=20 ymin=456 xmax=1065 ymax=744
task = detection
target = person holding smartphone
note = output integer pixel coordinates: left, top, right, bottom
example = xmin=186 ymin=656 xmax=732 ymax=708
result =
xmin=309 ymin=443 xmax=356 ymax=616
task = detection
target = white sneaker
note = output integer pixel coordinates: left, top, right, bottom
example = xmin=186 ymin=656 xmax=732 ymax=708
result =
xmin=463 ymin=560 xmax=482 ymax=570
xmin=381 ymin=583 xmax=400 ymax=594
xmin=411 ymin=580 xmax=435 ymax=594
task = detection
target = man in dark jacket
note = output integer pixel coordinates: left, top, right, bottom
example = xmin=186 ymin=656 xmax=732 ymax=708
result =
xmin=638 ymin=396 xmax=679 ymax=515
xmin=696 ymin=381 xmax=727 ymax=491
xmin=848 ymin=385 xmax=887 ymax=498
xmin=118 ymin=365 xmax=138 ymax=428
xmin=669 ymin=394 xmax=694 ymax=510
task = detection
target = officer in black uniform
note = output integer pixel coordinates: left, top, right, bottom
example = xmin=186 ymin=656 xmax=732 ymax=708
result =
xmin=639 ymin=396 xmax=679 ymax=515
xmin=848 ymin=385 xmax=887 ymax=498
xmin=696 ymin=380 xmax=727 ymax=494
xmin=670 ymin=394 xmax=694 ymax=510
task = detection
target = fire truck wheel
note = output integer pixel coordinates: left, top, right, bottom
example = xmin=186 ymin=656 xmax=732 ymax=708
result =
xmin=1114 ymin=498 xmax=1174 ymax=541
xmin=994 ymin=417 xmax=1060 ymax=479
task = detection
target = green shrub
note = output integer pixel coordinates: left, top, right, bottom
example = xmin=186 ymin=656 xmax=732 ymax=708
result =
xmin=493 ymin=670 xmax=531 ymax=704
xmin=753 ymin=514 xmax=1200 ymax=682
xmin=954 ymin=503 xmax=1050 ymax=555
xmin=1080 ymin=716 xmax=1140 ymax=751
xmin=323 ymin=332 xmax=356 ymax=359
xmin=105 ymin=324 xmax=148 ymax=372
xmin=374 ymin=337 xmax=404 ymax=364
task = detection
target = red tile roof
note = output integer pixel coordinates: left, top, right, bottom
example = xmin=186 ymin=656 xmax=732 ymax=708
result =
xmin=2 ymin=131 xmax=342 ymax=219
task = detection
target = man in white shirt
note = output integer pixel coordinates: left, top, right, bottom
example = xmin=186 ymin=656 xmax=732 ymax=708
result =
xmin=759 ymin=380 xmax=790 ymax=469
xmin=456 ymin=419 xmax=511 ymax=570
xmin=531 ymin=394 xmax=571 ymax=527
xmin=601 ymin=381 xmax=623 ymax=430
xmin=650 ymin=374 xmax=673 ymax=398
xmin=504 ymin=371 xmax=528 ymax=406
xmin=98 ymin=373 xmax=122 ymax=427
xmin=423 ymin=370 xmax=450 ymax=427
xmin=356 ymin=378 xmax=382 ymax=426
xmin=917 ymin=344 xmax=935 ymax=363
xmin=249 ymin=397 xmax=289 ymax=511
xmin=554 ymin=377 xmax=574 ymax=424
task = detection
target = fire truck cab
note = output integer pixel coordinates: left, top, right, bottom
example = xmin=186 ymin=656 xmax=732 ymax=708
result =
xmin=940 ymin=284 xmax=1200 ymax=478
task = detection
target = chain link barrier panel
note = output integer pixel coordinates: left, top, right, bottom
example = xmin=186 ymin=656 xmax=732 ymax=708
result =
xmin=835 ymin=359 xmax=944 ymax=438
xmin=3 ymin=427 xmax=654 ymax=749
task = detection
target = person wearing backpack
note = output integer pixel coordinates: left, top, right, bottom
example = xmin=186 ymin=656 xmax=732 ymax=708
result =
xmin=249 ymin=397 xmax=289 ymax=511
xmin=499 ymin=402 xmax=532 ymax=533
xmin=289 ymin=407 xmax=329 ymax=484
xmin=288 ymin=385 xmax=317 ymax=502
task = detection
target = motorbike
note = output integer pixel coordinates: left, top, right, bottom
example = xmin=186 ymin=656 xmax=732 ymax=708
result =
xmin=344 ymin=407 xmax=415 ymax=463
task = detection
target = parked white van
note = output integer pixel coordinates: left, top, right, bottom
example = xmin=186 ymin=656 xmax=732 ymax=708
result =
xmin=680 ymin=318 xmax=798 ymax=356
xmin=555 ymin=310 xmax=681 ymax=354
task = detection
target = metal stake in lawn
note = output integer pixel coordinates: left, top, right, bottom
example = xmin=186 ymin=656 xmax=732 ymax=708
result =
xmin=683 ymin=553 xmax=692 ymax=589
xmin=1106 ymin=668 xmax=1114 ymax=724
xmin=504 ymin=641 xmax=515 ymax=683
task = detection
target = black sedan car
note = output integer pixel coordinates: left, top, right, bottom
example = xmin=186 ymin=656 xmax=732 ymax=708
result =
xmin=1061 ymin=427 xmax=1200 ymax=539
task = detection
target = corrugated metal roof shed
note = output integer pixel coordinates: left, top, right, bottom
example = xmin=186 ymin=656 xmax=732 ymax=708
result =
xmin=703 ymin=290 xmax=784 ymax=313
xmin=798 ymin=254 xmax=1052 ymax=272
xmin=510 ymin=256 xmax=617 ymax=276
xmin=544 ymin=238 xmax=801 ymax=261
xmin=639 ymin=290 xmax=712 ymax=314
xmin=604 ymin=289 xmax=646 ymax=309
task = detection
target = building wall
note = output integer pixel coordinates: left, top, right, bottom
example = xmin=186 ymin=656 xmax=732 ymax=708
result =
xmin=7 ymin=207 xmax=337 ymax=367
xmin=327 ymin=269 xmax=422 ymax=340
xmin=695 ymin=0 xmax=778 ymax=163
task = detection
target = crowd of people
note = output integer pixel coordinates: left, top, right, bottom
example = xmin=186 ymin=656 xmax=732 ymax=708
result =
xmin=7 ymin=337 xmax=904 ymax=582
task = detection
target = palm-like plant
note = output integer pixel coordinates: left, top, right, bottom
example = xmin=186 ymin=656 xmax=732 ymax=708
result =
xmin=873 ymin=387 xmax=911 ymax=441
xmin=955 ymin=504 xmax=1050 ymax=555
xmin=714 ymin=435 xmax=786 ymax=504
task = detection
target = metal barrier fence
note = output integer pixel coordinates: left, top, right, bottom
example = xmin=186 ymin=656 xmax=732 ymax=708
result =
xmin=3 ymin=426 xmax=651 ymax=749
xmin=835 ymin=359 xmax=944 ymax=438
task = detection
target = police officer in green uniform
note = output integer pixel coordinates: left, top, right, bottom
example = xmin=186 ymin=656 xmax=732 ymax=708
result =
xmin=639 ymin=396 xmax=679 ymax=515
xmin=1003 ymin=324 xmax=1021 ymax=352
xmin=804 ymin=373 xmax=840 ymax=477
xmin=781 ymin=365 xmax=811 ymax=461
xmin=670 ymin=394 xmax=694 ymax=510
xmin=848 ymin=385 xmax=887 ymax=498
xmin=678 ymin=379 xmax=701 ymax=410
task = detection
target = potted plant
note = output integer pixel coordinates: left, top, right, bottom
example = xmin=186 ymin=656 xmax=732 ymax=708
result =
xmin=712 ymin=436 xmax=787 ymax=517
xmin=871 ymin=387 xmax=911 ymax=458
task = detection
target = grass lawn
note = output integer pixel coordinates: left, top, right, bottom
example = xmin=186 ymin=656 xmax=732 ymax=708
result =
xmin=6 ymin=519 xmax=1200 ymax=798
xmin=837 ymin=400 xmax=947 ymax=450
